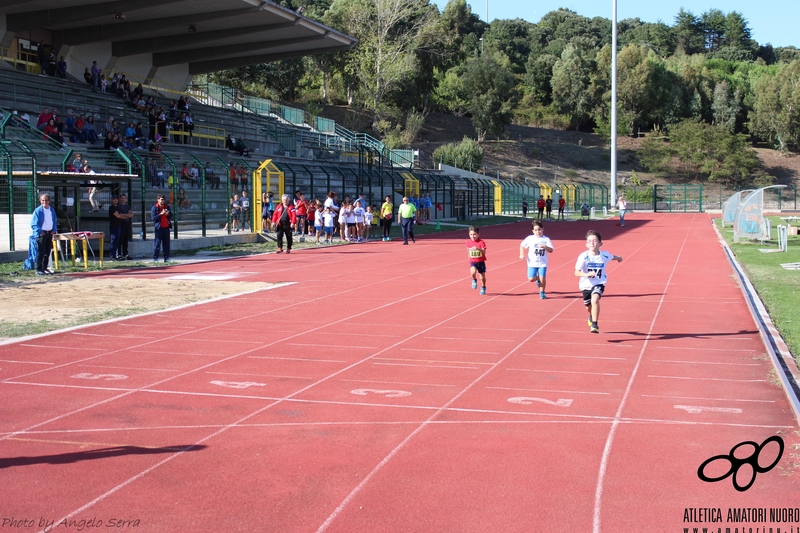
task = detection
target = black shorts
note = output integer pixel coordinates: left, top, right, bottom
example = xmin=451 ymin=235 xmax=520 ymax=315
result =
xmin=470 ymin=261 xmax=486 ymax=274
xmin=347 ymin=222 xmax=356 ymax=229
xmin=582 ymin=285 xmax=605 ymax=306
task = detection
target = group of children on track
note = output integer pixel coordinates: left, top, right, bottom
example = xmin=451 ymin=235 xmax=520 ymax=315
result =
xmin=465 ymin=221 xmax=623 ymax=334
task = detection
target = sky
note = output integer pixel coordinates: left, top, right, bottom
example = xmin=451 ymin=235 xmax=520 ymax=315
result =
xmin=432 ymin=0 xmax=799 ymax=48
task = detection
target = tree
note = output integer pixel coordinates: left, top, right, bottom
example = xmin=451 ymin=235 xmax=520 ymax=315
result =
xmin=483 ymin=18 xmax=532 ymax=74
xmin=324 ymin=0 xmax=439 ymax=118
xmin=674 ymin=9 xmax=703 ymax=55
xmin=551 ymin=43 xmax=594 ymax=129
xmin=433 ymin=136 xmax=484 ymax=169
xmin=460 ymin=56 xmax=517 ymax=141
xmin=750 ymin=61 xmax=800 ymax=152
xmin=711 ymin=80 xmax=740 ymax=132
xmin=639 ymin=120 xmax=759 ymax=184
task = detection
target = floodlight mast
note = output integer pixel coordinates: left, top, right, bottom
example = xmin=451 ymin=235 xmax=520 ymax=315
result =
xmin=610 ymin=0 xmax=618 ymax=207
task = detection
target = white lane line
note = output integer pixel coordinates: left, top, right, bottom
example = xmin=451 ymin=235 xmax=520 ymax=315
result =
xmin=400 ymin=348 xmax=498 ymax=355
xmin=423 ymin=336 xmax=515 ymax=342
xmin=538 ymin=341 xmax=633 ymax=348
xmin=339 ymin=379 xmax=457 ymax=388
xmin=654 ymin=346 xmax=756 ymax=352
xmin=0 ymin=359 xmax=54 ymax=365
xmin=652 ymin=359 xmax=759 ymax=366
xmin=129 ymin=350 xmax=227 ymax=357
xmin=3 ymin=417 xmax=795 ymax=441
xmin=78 ymin=365 xmax=179 ymax=373
xmin=285 ymin=343 xmax=377 ymax=349
xmin=592 ymin=214 xmax=699 ymax=533
xmin=647 ymin=375 xmax=767 ymax=382
xmin=486 ymin=386 xmax=610 ymax=396
xmin=373 ymin=362 xmax=481 ymax=370
xmin=523 ymin=353 xmax=627 ymax=361
xmin=248 ymin=356 xmax=347 ymax=363
xmin=204 ymin=371 xmax=314 ymax=380
xmin=641 ymin=394 xmax=775 ymax=403
xmin=440 ymin=326 xmax=530 ymax=332
xmin=674 ymin=405 xmax=743 ymax=414
xmin=20 ymin=344 xmax=105 ymax=350
xmin=508 ymin=368 xmax=620 ymax=376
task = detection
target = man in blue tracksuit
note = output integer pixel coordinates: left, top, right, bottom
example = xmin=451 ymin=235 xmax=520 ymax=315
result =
xmin=31 ymin=193 xmax=58 ymax=275
xmin=150 ymin=194 xmax=172 ymax=263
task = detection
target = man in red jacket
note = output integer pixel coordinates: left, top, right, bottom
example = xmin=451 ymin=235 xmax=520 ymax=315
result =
xmin=271 ymin=194 xmax=297 ymax=254
xmin=536 ymin=195 xmax=546 ymax=219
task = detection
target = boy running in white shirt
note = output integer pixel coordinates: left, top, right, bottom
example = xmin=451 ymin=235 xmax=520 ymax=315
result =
xmin=520 ymin=220 xmax=554 ymax=299
xmin=574 ymin=229 xmax=623 ymax=333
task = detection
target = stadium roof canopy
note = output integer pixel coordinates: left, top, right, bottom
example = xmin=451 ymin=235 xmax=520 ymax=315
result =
xmin=0 ymin=0 xmax=358 ymax=75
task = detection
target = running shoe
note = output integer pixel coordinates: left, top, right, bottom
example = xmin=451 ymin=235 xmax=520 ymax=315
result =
xmin=479 ymin=287 xmax=486 ymax=295
xmin=588 ymin=317 xmax=593 ymax=327
xmin=540 ymin=291 xmax=546 ymax=299
xmin=471 ymin=279 xmax=478 ymax=289
xmin=590 ymin=322 xmax=599 ymax=334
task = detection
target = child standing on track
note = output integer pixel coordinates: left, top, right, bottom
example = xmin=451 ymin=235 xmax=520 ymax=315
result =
xmin=574 ymin=229 xmax=622 ymax=333
xmin=466 ymin=226 xmax=488 ymax=295
xmin=520 ymin=220 xmax=554 ymax=299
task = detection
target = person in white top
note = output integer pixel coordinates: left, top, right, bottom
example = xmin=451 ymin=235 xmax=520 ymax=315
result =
xmin=616 ymin=194 xmax=628 ymax=226
xmin=574 ymin=229 xmax=623 ymax=334
xmin=322 ymin=206 xmax=335 ymax=244
xmin=364 ymin=206 xmax=374 ymax=241
xmin=353 ymin=203 xmax=365 ymax=242
xmin=519 ymin=220 xmax=554 ymax=299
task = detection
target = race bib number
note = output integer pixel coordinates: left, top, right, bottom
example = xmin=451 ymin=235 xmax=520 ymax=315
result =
xmin=469 ymin=247 xmax=483 ymax=259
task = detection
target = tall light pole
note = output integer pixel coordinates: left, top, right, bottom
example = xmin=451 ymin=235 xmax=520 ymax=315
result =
xmin=610 ymin=0 xmax=618 ymax=207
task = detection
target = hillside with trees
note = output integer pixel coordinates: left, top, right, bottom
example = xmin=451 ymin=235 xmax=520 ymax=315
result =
xmin=205 ymin=0 xmax=800 ymax=189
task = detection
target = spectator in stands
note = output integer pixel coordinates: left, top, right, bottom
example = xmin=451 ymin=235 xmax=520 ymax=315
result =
xmin=36 ymin=108 xmax=51 ymax=132
xmin=133 ymin=83 xmax=144 ymax=100
xmin=146 ymin=108 xmax=157 ymax=142
xmin=46 ymin=52 xmax=57 ymax=76
xmin=57 ymin=56 xmax=67 ymax=79
xmin=83 ymin=68 xmax=92 ymax=85
xmin=31 ymin=193 xmax=57 ymax=275
xmin=227 ymin=135 xmax=249 ymax=157
xmin=70 ymin=153 xmax=83 ymax=172
xmin=184 ymin=113 xmax=195 ymax=141
xmin=167 ymin=100 xmax=177 ymax=120
xmin=103 ymin=116 xmax=115 ymax=137
xmin=37 ymin=41 xmax=48 ymax=75
xmin=172 ymin=114 xmax=185 ymax=144
xmin=134 ymin=95 xmax=146 ymax=114
xmin=64 ymin=113 xmax=80 ymax=143
xmin=100 ymin=75 xmax=107 ymax=94
xmin=91 ymin=60 xmax=100 ymax=93
xmin=229 ymin=163 xmax=239 ymax=188
xmin=83 ymin=115 xmax=99 ymax=144
xmin=110 ymin=74 xmax=119 ymax=94
xmin=117 ymin=193 xmax=134 ymax=260
xmin=125 ymin=122 xmax=136 ymax=148
xmin=50 ymin=109 xmax=65 ymax=134
xmin=44 ymin=119 xmax=65 ymax=146
xmin=177 ymin=188 xmax=190 ymax=210
xmin=238 ymin=164 xmax=248 ymax=189
xmin=177 ymin=96 xmax=188 ymax=111
xmin=134 ymin=122 xmax=145 ymax=148
xmin=205 ymin=162 xmax=220 ymax=189
xmin=189 ymin=163 xmax=200 ymax=188
xmin=73 ymin=114 xmax=86 ymax=142
xmin=151 ymin=194 xmax=171 ymax=263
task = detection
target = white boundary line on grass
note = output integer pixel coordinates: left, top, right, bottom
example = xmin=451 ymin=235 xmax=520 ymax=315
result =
xmin=713 ymin=219 xmax=800 ymax=422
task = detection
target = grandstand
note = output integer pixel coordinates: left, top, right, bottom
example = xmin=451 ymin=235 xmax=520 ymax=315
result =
xmin=0 ymin=0 xmax=608 ymax=257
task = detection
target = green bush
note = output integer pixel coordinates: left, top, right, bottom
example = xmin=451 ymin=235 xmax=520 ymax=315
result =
xmin=433 ymin=137 xmax=484 ymax=171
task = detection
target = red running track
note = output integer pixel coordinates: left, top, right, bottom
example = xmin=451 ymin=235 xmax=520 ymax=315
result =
xmin=1 ymin=213 xmax=799 ymax=533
